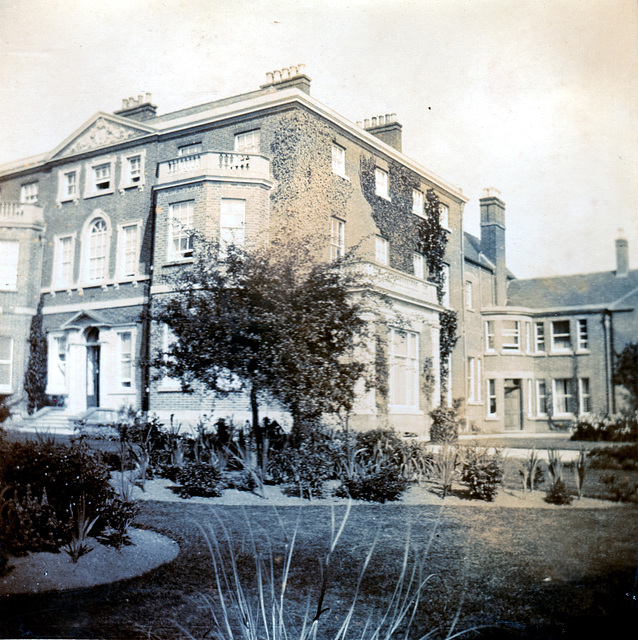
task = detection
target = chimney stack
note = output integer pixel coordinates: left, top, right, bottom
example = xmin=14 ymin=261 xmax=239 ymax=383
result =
xmin=114 ymin=92 xmax=157 ymax=121
xmin=616 ymin=229 xmax=629 ymax=277
xmin=261 ymin=65 xmax=311 ymax=94
xmin=480 ymin=188 xmax=507 ymax=306
xmin=359 ymin=113 xmax=402 ymax=152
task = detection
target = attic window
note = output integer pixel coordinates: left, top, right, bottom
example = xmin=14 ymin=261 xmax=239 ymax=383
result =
xmin=93 ymin=163 xmax=111 ymax=191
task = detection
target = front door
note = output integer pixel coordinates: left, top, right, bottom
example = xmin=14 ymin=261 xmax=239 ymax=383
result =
xmin=86 ymin=328 xmax=100 ymax=408
xmin=504 ymin=379 xmax=522 ymax=430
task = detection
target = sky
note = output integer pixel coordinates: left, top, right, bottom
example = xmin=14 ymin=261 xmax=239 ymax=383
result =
xmin=0 ymin=0 xmax=636 ymax=279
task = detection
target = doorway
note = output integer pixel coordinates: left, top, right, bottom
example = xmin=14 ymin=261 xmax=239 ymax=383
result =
xmin=86 ymin=327 xmax=100 ymax=408
xmin=504 ymin=379 xmax=523 ymax=430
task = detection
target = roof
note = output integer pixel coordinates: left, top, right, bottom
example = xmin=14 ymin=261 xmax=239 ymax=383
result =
xmin=507 ymin=269 xmax=638 ymax=310
xmin=463 ymin=232 xmax=516 ymax=279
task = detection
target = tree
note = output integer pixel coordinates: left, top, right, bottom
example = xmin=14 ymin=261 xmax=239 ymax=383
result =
xmin=24 ymin=296 xmax=49 ymax=414
xmin=153 ymin=236 xmax=371 ymax=440
xmin=614 ymin=342 xmax=638 ymax=411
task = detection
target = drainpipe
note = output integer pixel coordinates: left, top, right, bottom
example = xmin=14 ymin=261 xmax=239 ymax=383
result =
xmin=601 ymin=310 xmax=613 ymax=414
xmin=609 ymin=310 xmax=616 ymax=413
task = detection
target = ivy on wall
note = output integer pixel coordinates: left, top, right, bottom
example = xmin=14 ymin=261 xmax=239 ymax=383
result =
xmin=359 ymin=154 xmax=459 ymax=405
xmin=24 ymin=297 xmax=48 ymax=414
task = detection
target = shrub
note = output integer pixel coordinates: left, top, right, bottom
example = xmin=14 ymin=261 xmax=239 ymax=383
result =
xmin=460 ymin=446 xmax=504 ymax=501
xmin=268 ymin=444 xmax=333 ymax=499
xmin=97 ymin=496 xmax=140 ymax=548
xmin=545 ymin=479 xmax=573 ymax=505
xmin=175 ymin=462 xmax=224 ymax=498
xmin=572 ymin=412 xmax=638 ymax=442
xmin=602 ymin=473 xmax=638 ymax=502
xmin=223 ymin=470 xmax=258 ymax=493
xmin=588 ymin=444 xmax=638 ymax=470
xmin=429 ymin=406 xmax=460 ymax=443
xmin=335 ymin=467 xmax=408 ymax=503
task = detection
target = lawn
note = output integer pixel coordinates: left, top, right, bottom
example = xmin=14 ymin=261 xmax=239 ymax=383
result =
xmin=1 ymin=501 xmax=637 ymax=639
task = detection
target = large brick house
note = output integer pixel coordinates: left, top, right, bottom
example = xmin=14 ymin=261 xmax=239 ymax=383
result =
xmin=0 ymin=68 xmax=634 ymax=434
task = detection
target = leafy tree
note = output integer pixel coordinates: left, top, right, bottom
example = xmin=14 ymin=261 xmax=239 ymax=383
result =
xmin=614 ymin=342 xmax=638 ymax=411
xmin=24 ymin=297 xmax=49 ymax=414
xmin=153 ymin=236 xmax=371 ymax=442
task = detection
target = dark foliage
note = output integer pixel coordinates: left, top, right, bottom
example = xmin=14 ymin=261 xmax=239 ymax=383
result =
xmin=613 ymin=342 xmax=638 ymax=410
xmin=588 ymin=444 xmax=638 ymax=470
xmin=335 ymin=467 xmax=408 ymax=503
xmin=572 ymin=413 xmax=638 ymax=442
xmin=602 ymin=473 xmax=638 ymax=502
xmin=24 ymin=297 xmax=49 ymax=414
xmin=460 ymin=448 xmax=504 ymax=501
xmin=269 ymin=444 xmax=334 ymax=499
xmin=429 ymin=406 xmax=460 ymax=443
xmin=545 ymin=479 xmax=573 ymax=505
xmin=174 ymin=463 xmax=224 ymax=498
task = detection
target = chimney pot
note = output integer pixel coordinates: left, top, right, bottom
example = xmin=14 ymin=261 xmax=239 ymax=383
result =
xmin=356 ymin=121 xmax=363 ymax=127
xmin=298 ymin=63 xmax=305 ymax=75
xmin=122 ymin=98 xmax=128 ymax=110
xmin=616 ymin=230 xmax=629 ymax=277
xmin=290 ymin=65 xmax=298 ymax=76
xmin=282 ymin=67 xmax=290 ymax=80
xmin=145 ymin=92 xmax=152 ymax=103
xmin=274 ymin=69 xmax=281 ymax=83
xmin=364 ymin=118 xmax=370 ymax=128
xmin=266 ymin=71 xmax=274 ymax=84
xmin=482 ymin=187 xmax=502 ymax=199
xmin=371 ymin=116 xmax=377 ymax=127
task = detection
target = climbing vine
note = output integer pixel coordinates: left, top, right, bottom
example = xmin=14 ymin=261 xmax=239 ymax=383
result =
xmin=439 ymin=309 xmax=459 ymax=403
xmin=24 ymin=296 xmax=49 ymax=414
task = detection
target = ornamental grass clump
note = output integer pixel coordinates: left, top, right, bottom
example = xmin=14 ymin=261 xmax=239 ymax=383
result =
xmin=544 ymin=449 xmax=573 ymax=505
xmin=519 ymin=447 xmax=544 ymax=494
xmin=434 ymin=444 xmax=460 ymax=499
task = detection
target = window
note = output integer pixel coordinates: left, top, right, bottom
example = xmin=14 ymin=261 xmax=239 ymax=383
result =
xmin=84 ymin=158 xmax=115 ymax=197
xmin=48 ymin=335 xmax=67 ymax=393
xmin=169 ymin=201 xmax=194 ymax=260
xmin=441 ymin=264 xmax=450 ymax=307
xmin=535 ymin=322 xmax=545 ymax=352
xmin=375 ymin=167 xmax=389 ymax=199
xmin=54 ymin=235 xmax=74 ymax=287
xmin=330 ymin=217 xmax=345 ymax=260
xmin=579 ymin=378 xmax=591 ymax=414
xmin=467 ymin=357 xmax=478 ymax=403
xmin=439 ymin=204 xmax=449 ymax=230
xmin=93 ymin=163 xmax=111 ymax=191
xmin=57 ymin=167 xmax=79 ymax=202
xmin=375 ymin=236 xmax=388 ymax=265
xmin=552 ymin=378 xmax=573 ymax=415
xmin=536 ymin=380 xmax=548 ymax=416
xmin=118 ymin=224 xmax=139 ymax=278
xmin=87 ymin=218 xmax=109 ymax=281
xmin=413 ymin=253 xmax=425 ymax=279
xmin=502 ymin=320 xmax=520 ymax=351
xmin=465 ymin=281 xmax=473 ymax=309
xmin=160 ymin=324 xmax=180 ymax=389
xmin=0 ymin=337 xmax=13 ymax=392
xmin=234 ymin=131 xmax=260 ymax=153
xmin=389 ymin=328 xmax=419 ymax=409
xmin=118 ymin=331 xmax=133 ymax=388
xmin=412 ymin=189 xmax=424 ymax=216
xmin=487 ymin=379 xmax=497 ymax=416
xmin=577 ymin=319 xmax=589 ymax=350
xmin=220 ymin=199 xmax=246 ymax=255
xmin=20 ymin=182 xmax=38 ymax=203
xmin=332 ymin=144 xmax=346 ymax=177
xmin=178 ymin=142 xmax=202 ymax=156
xmin=120 ymin=152 xmax=145 ymax=189
xmin=551 ymin=320 xmax=572 ymax=351
xmin=0 ymin=240 xmax=19 ymax=290
xmin=485 ymin=321 xmax=495 ymax=352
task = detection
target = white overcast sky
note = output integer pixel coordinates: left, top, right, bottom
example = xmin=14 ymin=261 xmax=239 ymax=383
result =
xmin=1 ymin=0 xmax=636 ymax=279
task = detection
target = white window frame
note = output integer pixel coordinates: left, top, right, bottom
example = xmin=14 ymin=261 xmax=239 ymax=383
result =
xmin=117 ymin=330 xmax=135 ymax=389
xmin=439 ymin=204 xmax=450 ymax=230
xmin=552 ymin=378 xmax=573 ymax=416
xmin=220 ymin=198 xmax=246 ymax=256
xmin=168 ymin=201 xmax=195 ymax=261
xmin=485 ymin=321 xmax=495 ymax=352
xmin=234 ymin=131 xmax=260 ymax=153
xmin=178 ymin=142 xmax=202 ymax=157
xmin=536 ymin=380 xmax=548 ymax=416
xmin=117 ymin=222 xmax=141 ymax=280
xmin=441 ymin=264 xmax=450 ymax=307
xmin=502 ymin=320 xmax=521 ymax=352
xmin=0 ymin=336 xmax=13 ymax=393
xmin=578 ymin=378 xmax=591 ymax=415
xmin=375 ymin=167 xmax=389 ymax=199
xmin=487 ymin=379 xmax=497 ymax=417
xmin=525 ymin=322 xmax=532 ymax=352
xmin=465 ymin=280 xmax=473 ymax=309
xmin=159 ymin=324 xmax=181 ymax=390
xmin=413 ymin=252 xmax=425 ymax=279
xmin=330 ymin=217 xmax=345 ymax=260
xmin=527 ymin=379 xmax=533 ymax=416
xmin=389 ymin=328 xmax=419 ymax=411
xmin=20 ymin=182 xmax=38 ymax=203
xmin=119 ymin=150 xmax=146 ymax=190
xmin=534 ymin=321 xmax=545 ymax=353
xmin=551 ymin=320 xmax=572 ymax=352
xmin=47 ymin=333 xmax=68 ymax=395
xmin=468 ymin=357 xmax=476 ymax=403
xmin=412 ymin=189 xmax=424 ymax=217
xmin=57 ymin=165 xmax=81 ymax=203
xmin=53 ymin=233 xmax=76 ymax=289
xmin=375 ymin=236 xmax=389 ymax=265
xmin=84 ymin=156 xmax=115 ymax=198
xmin=0 ymin=240 xmax=20 ymax=290
xmin=83 ymin=216 xmax=111 ymax=283
xmin=332 ymin=144 xmax=346 ymax=177
xmin=577 ymin=319 xmax=589 ymax=351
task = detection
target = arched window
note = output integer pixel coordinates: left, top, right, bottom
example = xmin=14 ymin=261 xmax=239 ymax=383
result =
xmin=88 ymin=218 xmax=108 ymax=281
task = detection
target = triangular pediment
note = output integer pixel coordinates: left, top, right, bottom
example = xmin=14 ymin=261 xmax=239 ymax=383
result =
xmin=51 ymin=112 xmax=156 ymax=159
xmin=61 ymin=309 xmax=113 ymax=330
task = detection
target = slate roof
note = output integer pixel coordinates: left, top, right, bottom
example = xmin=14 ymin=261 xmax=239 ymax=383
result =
xmin=506 ymin=269 xmax=638 ymax=310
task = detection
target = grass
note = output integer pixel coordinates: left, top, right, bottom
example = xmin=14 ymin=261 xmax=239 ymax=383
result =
xmin=1 ymin=502 xmax=637 ymax=639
